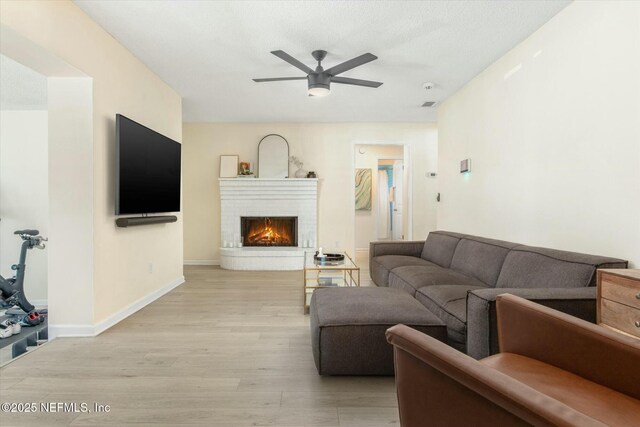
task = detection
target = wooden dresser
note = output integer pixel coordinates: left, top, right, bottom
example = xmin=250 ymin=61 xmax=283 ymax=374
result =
xmin=597 ymin=269 xmax=640 ymax=339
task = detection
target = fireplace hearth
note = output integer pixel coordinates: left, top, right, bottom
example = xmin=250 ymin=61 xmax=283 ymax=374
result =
xmin=241 ymin=216 xmax=297 ymax=247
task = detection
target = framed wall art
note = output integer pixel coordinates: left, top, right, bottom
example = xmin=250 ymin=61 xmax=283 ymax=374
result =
xmin=355 ymin=168 xmax=372 ymax=211
xmin=220 ymin=155 xmax=239 ymax=178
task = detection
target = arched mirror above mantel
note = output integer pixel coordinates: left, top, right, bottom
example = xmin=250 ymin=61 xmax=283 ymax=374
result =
xmin=258 ymin=134 xmax=289 ymax=178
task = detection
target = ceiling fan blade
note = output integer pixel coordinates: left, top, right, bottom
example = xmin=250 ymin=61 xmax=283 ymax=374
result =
xmin=331 ymin=76 xmax=383 ymax=88
xmin=324 ymin=53 xmax=378 ymax=76
xmin=271 ymin=50 xmax=313 ymax=74
xmin=253 ymin=77 xmax=307 ymax=82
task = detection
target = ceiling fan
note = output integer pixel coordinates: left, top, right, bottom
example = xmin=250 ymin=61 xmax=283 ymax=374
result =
xmin=253 ymin=50 xmax=382 ymax=97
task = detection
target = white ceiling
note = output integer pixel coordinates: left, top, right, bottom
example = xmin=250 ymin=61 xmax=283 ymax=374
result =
xmin=0 ymin=54 xmax=48 ymax=110
xmin=74 ymin=0 xmax=569 ymax=122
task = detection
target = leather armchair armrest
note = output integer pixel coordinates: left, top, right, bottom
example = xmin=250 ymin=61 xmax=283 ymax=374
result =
xmin=385 ymin=324 xmax=605 ymax=427
xmin=496 ymin=294 xmax=640 ymax=400
xmin=466 ymin=287 xmax=597 ymax=359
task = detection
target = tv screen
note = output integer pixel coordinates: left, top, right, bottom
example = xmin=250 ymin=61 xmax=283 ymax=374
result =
xmin=116 ymin=114 xmax=181 ymax=215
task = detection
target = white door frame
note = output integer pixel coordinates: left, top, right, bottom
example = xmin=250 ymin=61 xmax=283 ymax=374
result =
xmin=350 ymin=141 xmax=413 ymax=257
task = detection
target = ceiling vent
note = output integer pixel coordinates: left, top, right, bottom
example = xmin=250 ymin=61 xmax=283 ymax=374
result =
xmin=421 ymin=101 xmax=437 ymax=107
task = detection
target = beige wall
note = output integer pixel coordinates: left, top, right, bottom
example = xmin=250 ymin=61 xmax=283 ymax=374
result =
xmin=354 ymin=144 xmax=404 ymax=250
xmin=0 ymin=1 xmax=183 ymax=326
xmin=438 ymin=1 xmax=640 ymax=266
xmin=183 ymin=123 xmax=438 ymax=262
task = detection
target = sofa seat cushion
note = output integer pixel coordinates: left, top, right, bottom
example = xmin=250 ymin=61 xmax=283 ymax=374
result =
xmin=415 ymin=284 xmax=487 ymax=350
xmin=370 ymin=255 xmax=435 ymax=287
xmin=389 ymin=265 xmax=486 ymax=296
xmin=482 ymin=353 xmax=640 ymax=426
xmin=496 ymin=246 xmax=629 ymax=289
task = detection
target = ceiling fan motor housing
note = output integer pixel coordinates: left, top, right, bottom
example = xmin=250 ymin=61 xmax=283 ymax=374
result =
xmin=308 ymin=73 xmax=331 ymax=91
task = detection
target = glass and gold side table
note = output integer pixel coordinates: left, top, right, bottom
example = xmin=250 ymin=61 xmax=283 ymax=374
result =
xmin=303 ymin=251 xmax=360 ymax=314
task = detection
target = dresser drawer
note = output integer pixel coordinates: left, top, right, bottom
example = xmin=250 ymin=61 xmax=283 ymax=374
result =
xmin=600 ymin=298 xmax=640 ymax=338
xmin=601 ymin=278 xmax=640 ymax=310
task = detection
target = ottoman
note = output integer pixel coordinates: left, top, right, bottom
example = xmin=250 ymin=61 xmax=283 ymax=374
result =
xmin=310 ymin=287 xmax=447 ymax=375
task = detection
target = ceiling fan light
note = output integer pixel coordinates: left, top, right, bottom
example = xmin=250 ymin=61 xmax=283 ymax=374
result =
xmin=308 ymin=86 xmax=330 ymax=97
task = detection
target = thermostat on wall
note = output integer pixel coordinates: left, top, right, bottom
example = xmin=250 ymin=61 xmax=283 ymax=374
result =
xmin=460 ymin=159 xmax=471 ymax=173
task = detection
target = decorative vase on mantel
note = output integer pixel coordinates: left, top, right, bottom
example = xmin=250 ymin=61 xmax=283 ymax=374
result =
xmin=289 ymin=155 xmax=308 ymax=178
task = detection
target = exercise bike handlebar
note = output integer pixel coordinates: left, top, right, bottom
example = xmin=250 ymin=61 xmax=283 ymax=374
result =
xmin=19 ymin=234 xmax=47 ymax=248
xmin=14 ymin=229 xmax=39 ymax=236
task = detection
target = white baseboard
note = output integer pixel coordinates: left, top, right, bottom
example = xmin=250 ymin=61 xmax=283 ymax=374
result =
xmin=184 ymin=259 xmax=219 ymax=266
xmin=49 ymin=276 xmax=185 ymax=339
xmin=48 ymin=324 xmax=95 ymax=338
xmin=92 ymin=276 xmax=185 ymax=336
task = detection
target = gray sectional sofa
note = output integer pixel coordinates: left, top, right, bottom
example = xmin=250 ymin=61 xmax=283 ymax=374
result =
xmin=370 ymin=230 xmax=628 ymax=358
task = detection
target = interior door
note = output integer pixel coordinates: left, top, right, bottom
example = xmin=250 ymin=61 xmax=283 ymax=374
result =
xmin=392 ymin=160 xmax=404 ymax=240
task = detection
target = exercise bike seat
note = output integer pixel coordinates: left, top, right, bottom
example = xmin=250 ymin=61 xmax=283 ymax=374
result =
xmin=14 ymin=229 xmax=39 ymax=236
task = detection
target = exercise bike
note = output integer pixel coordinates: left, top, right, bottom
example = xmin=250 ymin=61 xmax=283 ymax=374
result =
xmin=0 ymin=230 xmax=47 ymax=326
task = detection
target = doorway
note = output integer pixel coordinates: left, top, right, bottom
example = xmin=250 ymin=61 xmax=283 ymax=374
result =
xmin=0 ymin=54 xmax=50 ymax=363
xmin=377 ymin=158 xmax=404 ymax=241
xmin=1 ymin=26 xmax=94 ymax=339
xmin=0 ymin=55 xmax=49 ymax=307
xmin=354 ymin=144 xmax=409 ymax=255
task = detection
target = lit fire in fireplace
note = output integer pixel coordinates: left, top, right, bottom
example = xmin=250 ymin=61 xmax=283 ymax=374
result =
xmin=244 ymin=217 xmax=296 ymax=246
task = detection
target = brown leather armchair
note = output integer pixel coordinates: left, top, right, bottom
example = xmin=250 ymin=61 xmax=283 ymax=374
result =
xmin=386 ymin=294 xmax=640 ymax=427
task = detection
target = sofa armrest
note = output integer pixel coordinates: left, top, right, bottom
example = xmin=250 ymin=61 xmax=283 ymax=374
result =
xmin=466 ymin=287 xmax=597 ymax=359
xmin=385 ymin=324 xmax=605 ymax=427
xmin=497 ymin=294 xmax=640 ymax=400
xmin=369 ymin=240 xmax=424 ymax=261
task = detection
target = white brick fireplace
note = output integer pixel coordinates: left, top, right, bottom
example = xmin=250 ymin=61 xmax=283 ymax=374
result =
xmin=219 ymin=178 xmax=318 ymax=270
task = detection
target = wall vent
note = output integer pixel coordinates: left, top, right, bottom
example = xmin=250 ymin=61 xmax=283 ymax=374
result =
xmin=421 ymin=101 xmax=437 ymax=107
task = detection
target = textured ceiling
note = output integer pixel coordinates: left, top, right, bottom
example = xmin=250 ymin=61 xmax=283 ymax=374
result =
xmin=74 ymin=0 xmax=569 ymax=122
xmin=0 ymin=54 xmax=47 ymax=110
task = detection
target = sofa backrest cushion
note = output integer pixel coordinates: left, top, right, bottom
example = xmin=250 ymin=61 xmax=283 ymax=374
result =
xmin=421 ymin=231 xmax=464 ymax=268
xmin=496 ymin=246 xmax=628 ymax=289
xmin=449 ymin=236 xmax=519 ymax=286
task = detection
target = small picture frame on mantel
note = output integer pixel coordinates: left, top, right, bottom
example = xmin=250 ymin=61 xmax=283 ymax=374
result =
xmin=220 ymin=155 xmax=239 ymax=178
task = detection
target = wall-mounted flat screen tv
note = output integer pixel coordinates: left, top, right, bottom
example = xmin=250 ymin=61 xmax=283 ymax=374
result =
xmin=116 ymin=114 xmax=181 ymax=215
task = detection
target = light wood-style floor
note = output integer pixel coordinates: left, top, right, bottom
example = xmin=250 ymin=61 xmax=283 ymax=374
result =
xmin=0 ymin=257 xmax=399 ymax=426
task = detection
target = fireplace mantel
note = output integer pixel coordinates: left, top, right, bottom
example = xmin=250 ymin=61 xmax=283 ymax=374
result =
xmin=219 ymin=178 xmax=318 ymax=270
